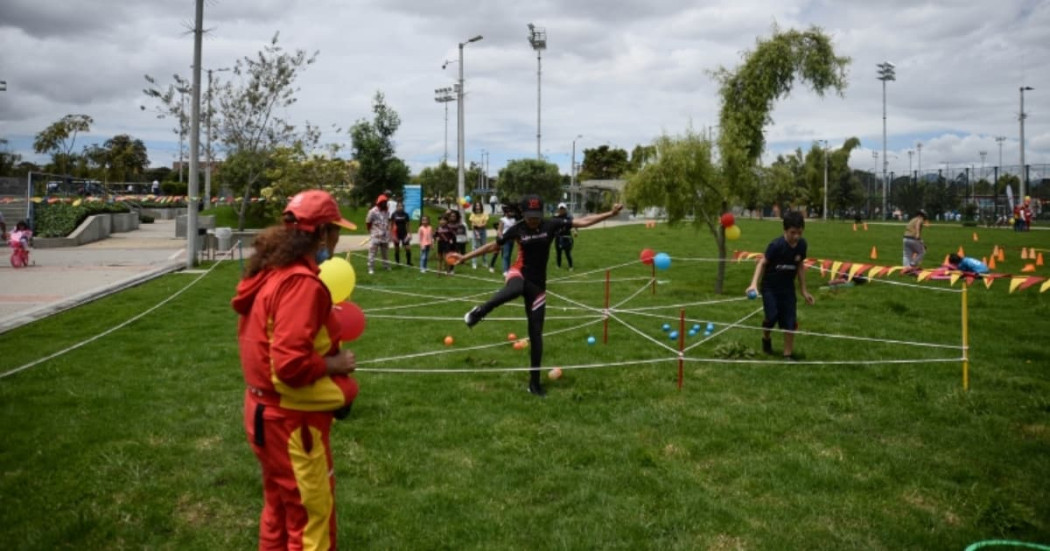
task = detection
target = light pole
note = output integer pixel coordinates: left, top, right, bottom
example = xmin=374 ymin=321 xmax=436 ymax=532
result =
xmin=528 ymin=24 xmax=547 ymax=161
xmin=870 ymin=151 xmax=878 ymax=217
xmin=1019 ymin=86 xmax=1033 ymax=197
xmin=571 ymin=134 xmax=583 ymax=213
xmin=916 ymin=142 xmax=922 ymax=182
xmin=821 ymin=140 xmax=829 ymax=221
xmin=480 ymin=149 xmax=489 ymax=189
xmin=454 ymin=35 xmax=483 ymax=203
xmin=877 ymin=62 xmax=895 ymax=220
xmin=979 ymin=150 xmax=987 ymax=201
xmin=204 ymin=67 xmax=230 ymax=207
xmin=434 ymin=86 xmax=455 ymax=163
xmin=178 ymin=89 xmax=187 ymax=184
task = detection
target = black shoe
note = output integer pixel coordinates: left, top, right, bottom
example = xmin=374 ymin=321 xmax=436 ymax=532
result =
xmin=762 ymin=338 xmax=774 ymax=355
xmin=527 ymin=382 xmax=547 ymax=397
xmin=464 ymin=307 xmax=482 ymax=328
xmin=782 ymin=354 xmax=798 ymax=362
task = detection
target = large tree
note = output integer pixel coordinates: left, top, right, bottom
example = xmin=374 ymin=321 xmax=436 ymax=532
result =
xmin=715 ymin=26 xmax=850 ymax=212
xmin=142 ymin=73 xmax=191 ymax=180
xmin=214 ymin=33 xmax=317 ymax=230
xmin=350 ymin=91 xmax=410 ymax=203
xmin=33 ymin=114 xmax=93 ymax=177
xmin=625 ymin=26 xmax=849 ymax=293
xmin=0 ymin=139 xmax=22 ymax=177
xmin=578 ymin=145 xmax=629 ymax=181
xmin=263 ymin=139 xmax=352 ymax=220
xmin=416 ymin=161 xmax=457 ymax=205
xmin=496 ymin=158 xmax=562 ymax=205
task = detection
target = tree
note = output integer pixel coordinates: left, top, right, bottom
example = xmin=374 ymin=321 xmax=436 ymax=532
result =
xmin=578 ymin=145 xmax=629 ymax=181
xmin=100 ymin=134 xmax=149 ymax=184
xmin=624 ymin=130 xmax=726 ymax=291
xmin=628 ymin=144 xmax=657 ymax=174
xmin=0 ymin=139 xmax=22 ymax=177
xmin=350 ymin=91 xmax=410 ymax=203
xmin=142 ymin=73 xmax=191 ymax=180
xmin=496 ymin=158 xmax=562 ymax=205
xmin=262 ymin=140 xmax=353 ymax=220
xmin=714 ymin=26 xmax=850 ymax=212
xmin=33 ymin=114 xmax=93 ymax=176
xmin=214 ymin=33 xmax=318 ymax=230
xmin=417 ymin=162 xmax=457 ymax=204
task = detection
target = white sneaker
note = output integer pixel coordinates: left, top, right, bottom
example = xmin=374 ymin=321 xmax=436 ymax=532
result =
xmin=489 ymin=267 xmax=495 ymax=273
xmin=368 ymin=269 xmax=374 ymax=275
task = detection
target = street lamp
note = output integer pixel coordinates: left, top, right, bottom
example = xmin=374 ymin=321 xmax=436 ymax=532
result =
xmin=877 ymin=62 xmax=896 ymax=220
xmin=527 ymin=23 xmax=547 ymax=160
xmin=1019 ymin=85 xmax=1034 ymax=197
xmin=204 ymin=67 xmax=230 ymax=207
xmin=821 ymin=140 xmax=829 ymax=221
xmin=452 ymin=35 xmax=483 ymax=203
xmin=916 ymin=142 xmax=922 ymax=181
xmin=434 ymin=86 xmax=455 ymax=163
xmin=907 ymin=150 xmax=914 ymax=183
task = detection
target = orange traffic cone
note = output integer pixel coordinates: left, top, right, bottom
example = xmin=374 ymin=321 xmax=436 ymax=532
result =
xmin=943 ymin=254 xmax=950 ymax=266
xmin=957 ymin=246 xmax=965 ymax=257
xmin=870 ymin=246 xmax=878 ymax=260
xmin=1022 ymin=248 xmax=1029 ymax=260
xmin=1022 ymin=263 xmax=1036 ymax=273
xmin=997 ymin=247 xmax=1005 ymax=262
xmin=852 ymin=223 xmax=858 ymax=232
xmin=863 ymin=222 xmax=869 ymax=231
xmin=1038 ymin=252 xmax=1045 ymax=267
xmin=988 ymin=256 xmax=997 ymax=270
xmin=973 ymin=232 xmax=979 ymax=242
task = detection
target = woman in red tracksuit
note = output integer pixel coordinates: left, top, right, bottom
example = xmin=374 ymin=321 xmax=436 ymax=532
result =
xmin=232 ymin=190 xmax=358 ymax=550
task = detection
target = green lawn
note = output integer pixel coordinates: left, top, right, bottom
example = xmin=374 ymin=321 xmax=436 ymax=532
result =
xmin=1 ymin=218 xmax=1048 ymax=550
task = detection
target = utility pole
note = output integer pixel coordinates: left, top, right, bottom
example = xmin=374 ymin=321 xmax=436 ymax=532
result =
xmin=1019 ymin=86 xmax=1034 ymax=197
xmin=454 ymin=35 xmax=483 ymax=203
xmin=204 ymin=67 xmax=229 ymax=207
xmin=186 ymin=0 xmax=203 ymax=268
xmin=434 ymin=86 xmax=455 ymax=163
xmin=822 ymin=140 xmax=829 ymax=221
xmin=877 ymin=62 xmax=895 ymax=220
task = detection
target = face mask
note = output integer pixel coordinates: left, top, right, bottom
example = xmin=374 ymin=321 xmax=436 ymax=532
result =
xmin=315 ymin=247 xmax=331 ymax=264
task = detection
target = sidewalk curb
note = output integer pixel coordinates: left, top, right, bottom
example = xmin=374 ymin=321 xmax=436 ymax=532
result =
xmin=0 ymin=261 xmax=184 ymax=334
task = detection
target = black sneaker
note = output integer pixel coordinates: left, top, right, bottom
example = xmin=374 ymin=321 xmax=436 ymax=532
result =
xmin=464 ymin=307 xmax=482 ymax=328
xmin=527 ymin=382 xmax=547 ymax=397
xmin=762 ymin=338 xmax=774 ymax=355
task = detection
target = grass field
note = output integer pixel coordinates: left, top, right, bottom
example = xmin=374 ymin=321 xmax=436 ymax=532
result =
xmin=1 ymin=218 xmax=1048 ymax=550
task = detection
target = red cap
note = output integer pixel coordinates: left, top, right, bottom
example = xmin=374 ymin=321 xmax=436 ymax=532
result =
xmin=283 ymin=190 xmax=357 ymax=232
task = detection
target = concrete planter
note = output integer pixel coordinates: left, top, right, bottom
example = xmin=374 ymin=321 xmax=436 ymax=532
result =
xmin=175 ymin=215 xmax=216 ymax=238
xmin=140 ymin=207 xmax=186 ymax=220
xmin=112 ymin=212 xmax=140 ymax=233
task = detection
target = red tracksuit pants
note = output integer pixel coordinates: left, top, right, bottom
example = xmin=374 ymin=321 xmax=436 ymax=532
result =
xmin=244 ymin=391 xmax=337 ymax=550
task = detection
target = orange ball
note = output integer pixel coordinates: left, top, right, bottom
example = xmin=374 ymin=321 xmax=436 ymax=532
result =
xmin=517 ymin=339 xmax=529 ymax=349
xmin=445 ymin=253 xmax=461 ymax=266
xmin=507 ymin=333 xmax=517 ymax=341
xmin=548 ymin=367 xmax=563 ymax=380
xmin=443 ymin=336 xmax=454 ymax=346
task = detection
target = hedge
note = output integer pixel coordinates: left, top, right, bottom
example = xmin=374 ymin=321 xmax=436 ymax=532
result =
xmin=33 ymin=202 xmax=131 ymax=238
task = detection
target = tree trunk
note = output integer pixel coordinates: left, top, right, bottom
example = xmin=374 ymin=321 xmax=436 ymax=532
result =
xmin=237 ymin=191 xmax=250 ymax=231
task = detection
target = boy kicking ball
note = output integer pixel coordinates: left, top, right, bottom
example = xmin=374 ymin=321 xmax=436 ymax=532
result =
xmin=745 ymin=211 xmax=815 ymax=361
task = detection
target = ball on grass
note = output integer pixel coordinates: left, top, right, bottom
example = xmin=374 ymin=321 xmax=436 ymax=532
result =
xmin=669 ymin=331 xmax=679 ymax=340
xmin=443 ymin=336 xmax=454 ymax=346
xmin=548 ymin=367 xmax=563 ymax=380
xmin=587 ymin=336 xmax=596 ymax=345
xmin=653 ymin=253 xmax=671 ymax=271
xmin=507 ymin=332 xmax=517 ymax=341
xmin=661 ymin=323 xmax=671 ymax=332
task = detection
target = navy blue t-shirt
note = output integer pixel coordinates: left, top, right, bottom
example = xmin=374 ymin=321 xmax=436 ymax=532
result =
xmin=762 ymin=236 xmax=808 ymax=292
xmin=498 ymin=217 xmax=572 ymax=288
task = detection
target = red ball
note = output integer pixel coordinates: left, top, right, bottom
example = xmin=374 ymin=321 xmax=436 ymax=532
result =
xmin=332 ymin=301 xmax=366 ymax=342
xmin=640 ymin=248 xmax=655 ymax=265
xmin=720 ymin=212 xmax=735 ymax=228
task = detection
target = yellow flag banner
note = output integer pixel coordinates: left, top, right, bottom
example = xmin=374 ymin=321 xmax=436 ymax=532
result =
xmin=831 ymin=261 xmax=843 ymax=279
xmin=1009 ymin=277 xmax=1025 ymax=294
xmin=1041 ymin=279 xmax=1050 ymax=293
xmin=983 ymin=276 xmax=996 ymax=289
xmin=950 ymin=272 xmax=962 ymax=286
xmin=917 ymin=270 xmax=933 ymax=282
xmin=1019 ymin=276 xmax=1045 ymax=292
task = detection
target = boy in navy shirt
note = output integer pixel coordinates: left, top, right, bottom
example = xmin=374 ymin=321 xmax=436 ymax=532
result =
xmin=745 ymin=211 xmax=815 ymax=360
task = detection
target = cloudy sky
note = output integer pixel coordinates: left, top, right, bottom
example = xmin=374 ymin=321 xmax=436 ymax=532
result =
xmin=1 ymin=0 xmax=1048 ymax=183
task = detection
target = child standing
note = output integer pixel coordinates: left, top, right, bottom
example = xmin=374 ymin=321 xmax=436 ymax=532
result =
xmin=447 ymin=210 xmax=468 ymax=274
xmin=745 ymin=211 xmax=815 ymax=361
xmin=468 ymin=202 xmax=490 ymax=270
xmin=436 ymin=213 xmax=454 ymax=274
xmin=418 ymin=216 xmax=433 ymax=273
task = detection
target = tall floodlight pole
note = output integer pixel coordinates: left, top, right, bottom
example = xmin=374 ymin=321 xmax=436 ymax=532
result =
xmin=186 ymin=0 xmax=203 ymax=268
xmin=822 ymin=140 xmax=829 ymax=221
xmin=916 ymin=142 xmax=923 ymax=181
xmin=979 ymin=150 xmax=987 ymax=200
xmin=877 ymin=62 xmax=895 ymax=220
xmin=1019 ymin=86 xmax=1033 ymax=198
xmin=528 ymin=24 xmax=547 ymax=161
xmin=455 ymin=35 xmax=483 ymax=203
xmin=571 ymin=134 xmax=583 ymax=212
xmin=434 ymin=86 xmax=455 ymax=163
xmin=204 ymin=67 xmax=230 ymax=208
xmin=908 ymin=150 xmax=914 ymax=182
xmin=870 ymin=151 xmax=878 ymax=217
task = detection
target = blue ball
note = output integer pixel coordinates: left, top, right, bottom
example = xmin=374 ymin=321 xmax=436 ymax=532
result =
xmin=661 ymin=323 xmax=671 ymax=332
xmin=692 ymin=324 xmax=701 ymax=332
xmin=704 ymin=330 xmax=712 ymax=337
xmin=669 ymin=331 xmax=679 ymax=340
xmin=587 ymin=336 xmax=596 ymax=345
xmin=706 ymin=322 xmax=715 ymax=331
xmin=653 ymin=253 xmax=671 ymax=271
xmin=747 ymin=289 xmax=758 ymax=300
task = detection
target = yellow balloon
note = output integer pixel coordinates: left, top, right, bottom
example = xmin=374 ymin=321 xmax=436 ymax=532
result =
xmin=725 ymin=224 xmax=742 ymax=241
xmin=318 ymin=258 xmax=356 ymax=303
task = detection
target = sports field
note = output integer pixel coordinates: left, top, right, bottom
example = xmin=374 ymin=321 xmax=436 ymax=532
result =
xmin=1 ymin=218 xmax=1047 ymax=550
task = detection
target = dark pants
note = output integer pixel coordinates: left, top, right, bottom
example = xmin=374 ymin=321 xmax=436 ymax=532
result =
xmin=474 ymin=276 xmax=546 ymax=383
xmin=556 ymin=237 xmax=574 ymax=268
xmin=393 ymin=236 xmax=412 ymax=265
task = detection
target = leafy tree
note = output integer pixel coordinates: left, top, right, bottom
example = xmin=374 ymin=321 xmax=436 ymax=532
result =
xmin=142 ymin=73 xmax=191 ymax=179
xmin=33 ymin=114 xmax=94 ymax=176
xmin=417 ymin=162 xmax=457 ymax=204
xmin=578 ymin=145 xmax=629 ymax=181
xmin=628 ymin=144 xmax=657 ymax=174
xmin=214 ymin=33 xmax=318 ymax=230
xmin=922 ymin=176 xmax=957 ymax=218
xmin=263 ymin=140 xmax=352 ymax=220
xmin=0 ymin=139 xmax=22 ymax=177
xmin=624 ymin=130 xmax=727 ymax=291
xmin=98 ymin=134 xmax=149 ymax=184
xmin=496 ymin=158 xmax=562 ymax=205
xmin=714 ymin=26 xmax=849 ymax=211
xmin=350 ymin=91 xmax=410 ymax=203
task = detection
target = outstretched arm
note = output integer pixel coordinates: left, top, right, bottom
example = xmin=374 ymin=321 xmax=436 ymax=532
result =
xmin=454 ymin=240 xmax=499 ymax=265
xmin=572 ymin=204 xmax=624 ymax=228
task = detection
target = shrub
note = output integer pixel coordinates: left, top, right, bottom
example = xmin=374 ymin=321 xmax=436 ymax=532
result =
xmin=32 ymin=201 xmax=131 ymax=237
xmin=161 ymin=181 xmax=188 ymax=195
xmin=139 ymin=215 xmax=155 ymax=224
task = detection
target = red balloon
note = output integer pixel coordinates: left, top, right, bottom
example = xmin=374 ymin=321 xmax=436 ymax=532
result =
xmin=720 ymin=213 xmax=735 ymax=228
xmin=332 ymin=301 xmax=366 ymax=342
xmin=640 ymin=248 xmax=655 ymax=265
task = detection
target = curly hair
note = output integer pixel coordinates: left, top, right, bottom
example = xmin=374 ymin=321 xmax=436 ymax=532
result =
xmin=244 ymin=215 xmax=324 ymax=277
